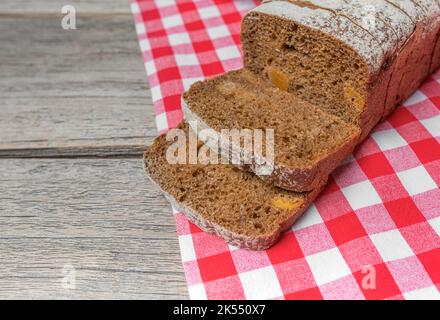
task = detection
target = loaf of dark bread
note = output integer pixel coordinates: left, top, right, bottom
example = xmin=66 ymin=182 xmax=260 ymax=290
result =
xmin=182 ymin=69 xmax=360 ymax=192
xmin=241 ymin=0 xmax=440 ymax=140
xmin=144 ymin=123 xmax=324 ymax=250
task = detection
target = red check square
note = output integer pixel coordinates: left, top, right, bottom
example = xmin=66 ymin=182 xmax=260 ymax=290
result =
xmin=384 ymin=197 xmax=426 ymax=228
xmin=186 ymin=20 xmax=206 ymax=31
xmin=148 ymin=29 xmax=167 ymax=38
xmin=142 ymin=8 xmax=161 ymax=20
xmin=353 ymin=263 xmax=401 ymax=300
xmin=417 ymin=248 xmax=440 ymax=285
xmin=177 ymin=1 xmax=196 ymax=12
xmin=410 ymin=138 xmax=440 ymax=164
xmin=197 ymin=252 xmax=238 ymax=282
xmin=151 ymin=46 xmax=174 ymax=59
xmin=326 ymin=213 xmax=368 ymax=246
xmin=157 ymin=66 xmax=181 ymax=83
xmin=357 ymin=152 xmax=395 ymax=179
xmin=162 ymin=95 xmax=183 ymax=112
xmin=387 ymin=107 xmax=418 ymax=128
xmin=222 ymin=11 xmax=242 ymax=24
xmin=201 ymin=61 xmax=225 ymax=77
xmin=193 ymin=41 xmax=216 ymax=54
xmin=430 ymin=96 xmax=440 ymax=108
xmin=267 ymin=231 xmax=304 ymax=265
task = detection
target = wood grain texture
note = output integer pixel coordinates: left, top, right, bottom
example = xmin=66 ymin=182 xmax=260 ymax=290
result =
xmin=0 ymin=0 xmax=189 ymax=299
xmin=0 ymin=14 xmax=155 ymax=153
xmin=0 ymin=0 xmax=129 ymax=15
xmin=0 ymin=159 xmax=187 ymax=299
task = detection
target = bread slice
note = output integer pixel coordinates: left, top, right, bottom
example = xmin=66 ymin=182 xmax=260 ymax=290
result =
xmin=144 ymin=123 xmax=324 ymax=250
xmin=182 ymin=69 xmax=360 ymax=192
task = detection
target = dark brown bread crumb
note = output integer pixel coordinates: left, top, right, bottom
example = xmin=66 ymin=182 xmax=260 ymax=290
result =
xmin=144 ymin=123 xmax=324 ymax=250
xmin=182 ymin=69 xmax=360 ymax=191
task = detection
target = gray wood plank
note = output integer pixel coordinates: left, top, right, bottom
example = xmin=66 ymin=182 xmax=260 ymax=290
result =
xmin=0 ymin=0 xmax=188 ymax=299
xmin=0 ymin=0 xmax=130 ymax=14
xmin=0 ymin=14 xmax=156 ymax=154
xmin=0 ymin=158 xmax=188 ymax=299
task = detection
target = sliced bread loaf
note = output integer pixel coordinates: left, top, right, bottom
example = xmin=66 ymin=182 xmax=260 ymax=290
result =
xmin=144 ymin=123 xmax=324 ymax=250
xmin=182 ymin=69 xmax=360 ymax=192
xmin=241 ymin=0 xmax=440 ymax=140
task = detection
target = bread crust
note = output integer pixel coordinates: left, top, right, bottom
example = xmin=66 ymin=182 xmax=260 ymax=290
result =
xmin=431 ymin=29 xmax=440 ymax=74
xmin=381 ymin=0 xmax=440 ymax=120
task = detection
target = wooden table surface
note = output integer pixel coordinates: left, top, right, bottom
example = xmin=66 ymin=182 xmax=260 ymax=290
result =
xmin=0 ymin=0 xmax=188 ymax=299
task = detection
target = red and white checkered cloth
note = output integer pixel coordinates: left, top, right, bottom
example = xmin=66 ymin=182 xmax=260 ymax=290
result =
xmin=131 ymin=0 xmax=440 ymax=300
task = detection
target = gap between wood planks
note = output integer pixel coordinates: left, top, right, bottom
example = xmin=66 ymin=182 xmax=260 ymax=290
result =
xmin=0 ymin=146 xmax=147 ymax=159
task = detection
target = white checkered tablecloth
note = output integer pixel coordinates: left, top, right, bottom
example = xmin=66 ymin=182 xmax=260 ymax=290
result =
xmin=131 ymin=0 xmax=440 ymax=300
